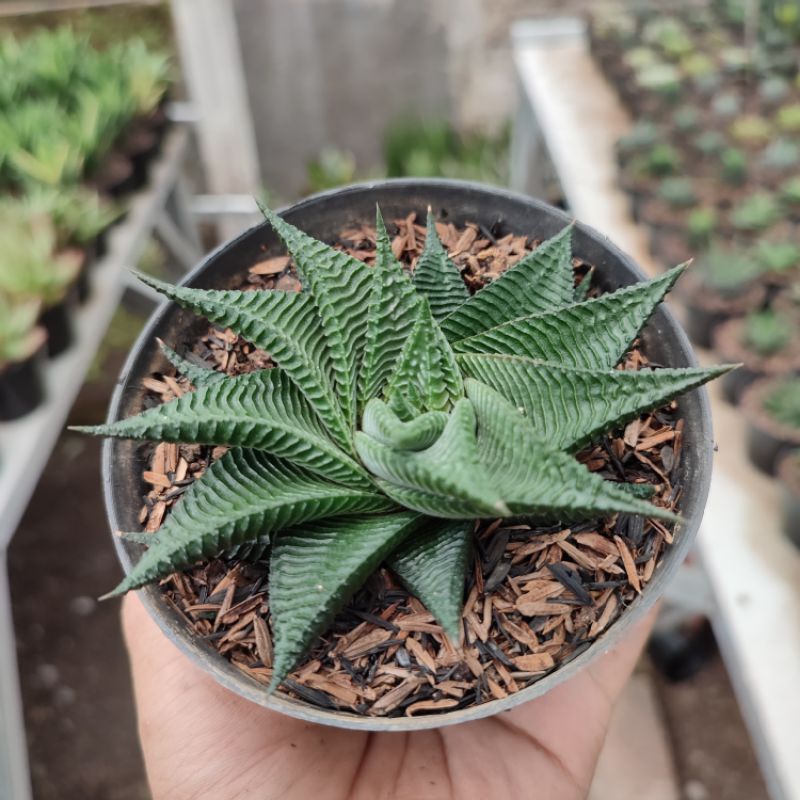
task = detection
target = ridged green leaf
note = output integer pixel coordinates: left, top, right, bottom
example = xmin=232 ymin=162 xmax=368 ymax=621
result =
xmin=77 ymin=369 xmax=370 ymax=488
xmin=385 ymin=298 xmax=464 ymax=419
xmin=440 ymin=224 xmax=574 ymax=341
xmin=412 ymin=209 xmax=469 ymax=321
xmin=157 ymin=339 xmax=223 ymax=387
xmin=104 ymin=450 xmax=393 ymax=597
xmin=260 ymin=204 xmax=374 ymax=429
xmin=461 ymin=354 xmax=731 ymax=451
xmin=389 ymin=518 xmax=472 ymax=640
xmin=135 ymin=273 xmax=351 ymax=451
xmin=466 ymin=379 xmax=679 ymax=521
xmin=362 ymin=398 xmax=448 ymax=450
xmin=268 ymin=512 xmax=421 ymax=690
xmin=356 ymin=399 xmax=510 ymax=518
xmin=453 ymin=265 xmax=686 ymax=370
xmin=357 ymin=209 xmax=420 ymax=411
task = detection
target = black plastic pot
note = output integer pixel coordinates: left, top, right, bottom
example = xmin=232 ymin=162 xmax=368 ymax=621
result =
xmin=41 ymin=288 xmax=78 ymax=358
xmin=743 ymin=378 xmax=800 ymax=475
xmin=0 ymin=350 xmax=45 ymax=421
xmin=778 ymin=454 xmax=800 ymax=550
xmin=102 ymin=179 xmax=716 ymax=731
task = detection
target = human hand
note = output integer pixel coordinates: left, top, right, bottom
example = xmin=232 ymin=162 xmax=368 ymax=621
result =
xmin=122 ymin=594 xmax=655 ymax=800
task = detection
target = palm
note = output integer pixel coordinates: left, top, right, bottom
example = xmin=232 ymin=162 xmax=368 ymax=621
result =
xmin=123 ymin=596 xmax=653 ymax=800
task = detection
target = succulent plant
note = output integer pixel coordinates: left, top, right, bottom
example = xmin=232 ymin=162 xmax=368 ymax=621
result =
xmin=657 ymin=177 xmax=697 ymax=209
xmin=686 ymin=208 xmax=718 ymax=249
xmin=730 ymin=115 xmax=773 ymax=147
xmin=0 ymin=296 xmax=45 ymax=369
xmin=642 ymin=17 xmax=693 ymax=59
xmin=695 ymin=246 xmax=763 ymax=296
xmin=635 ymin=63 xmax=682 ymax=100
xmin=644 ymin=143 xmax=682 ymax=177
xmin=759 ymin=75 xmax=791 ymax=105
xmin=754 ymin=239 xmax=800 ymax=273
xmin=711 ymin=90 xmax=742 ymax=119
xmin=719 ymin=45 xmax=751 ymax=74
xmin=114 ymin=38 xmax=171 ymax=116
xmin=759 ymin=138 xmax=800 ymax=171
xmin=720 ymin=147 xmax=749 ymax=185
xmin=777 ymin=103 xmax=800 ymax=135
xmin=742 ymin=310 xmax=792 ymax=357
xmin=680 ymin=52 xmax=716 ymax=78
xmin=693 ymin=130 xmax=726 ymax=156
xmin=18 ymin=187 xmax=120 ymax=247
xmin=763 ymin=377 xmax=800 ymax=430
xmin=616 ymin=120 xmax=660 ymax=159
xmin=624 ymin=47 xmax=660 ymax=72
xmin=673 ymin=105 xmax=701 ymax=133
xmin=78 ymin=207 xmax=726 ymax=688
xmin=0 ymin=211 xmax=82 ymax=307
xmin=780 ymin=176 xmax=800 ymax=206
xmin=731 ymin=192 xmax=782 ymax=232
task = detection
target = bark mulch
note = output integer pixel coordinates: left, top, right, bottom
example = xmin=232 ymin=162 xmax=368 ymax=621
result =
xmin=128 ymin=212 xmax=682 ymax=718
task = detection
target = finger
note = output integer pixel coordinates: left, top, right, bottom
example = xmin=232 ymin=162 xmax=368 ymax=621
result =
xmin=121 ymin=594 xmax=366 ymax=800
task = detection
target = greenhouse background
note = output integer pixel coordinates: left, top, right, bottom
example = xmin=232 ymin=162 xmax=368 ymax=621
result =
xmin=0 ymin=0 xmax=799 ymax=798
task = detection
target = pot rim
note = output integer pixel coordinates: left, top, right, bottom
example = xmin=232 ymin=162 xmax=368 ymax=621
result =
xmin=103 ymin=177 xmax=715 ymax=731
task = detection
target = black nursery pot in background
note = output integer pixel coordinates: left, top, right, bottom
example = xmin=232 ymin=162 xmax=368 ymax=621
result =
xmin=102 ymin=179 xmax=716 ymax=731
xmin=0 ymin=350 xmax=45 ymax=421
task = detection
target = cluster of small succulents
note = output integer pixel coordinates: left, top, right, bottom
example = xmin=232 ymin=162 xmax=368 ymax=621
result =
xmin=0 ymin=26 xmax=170 ymax=419
xmin=591 ymin=1 xmax=800 ymax=497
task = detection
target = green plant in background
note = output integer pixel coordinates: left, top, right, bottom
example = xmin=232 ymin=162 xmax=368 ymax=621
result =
xmin=623 ymin=46 xmax=660 ymax=71
xmin=383 ymin=120 xmax=510 ymax=185
xmin=77 ymin=207 xmax=727 ymax=688
xmin=657 ymin=177 xmax=697 ymax=209
xmin=730 ymin=114 xmax=773 ymax=147
xmin=719 ymin=45 xmax=751 ymax=74
xmin=0 ymin=211 xmax=82 ymax=307
xmin=759 ymin=75 xmax=792 ymax=105
xmin=643 ymin=143 xmax=681 ymax=177
xmin=687 ymin=208 xmax=718 ymax=249
xmin=764 ymin=377 xmax=800 ymax=429
xmin=742 ymin=310 xmax=792 ymax=356
xmin=680 ymin=52 xmax=716 ymax=78
xmin=777 ymin=103 xmax=800 ymax=135
xmin=616 ymin=120 xmax=660 ymax=160
xmin=635 ymin=63 xmax=682 ymax=101
xmin=753 ymin=239 xmax=800 ymax=273
xmin=673 ymin=105 xmax=701 ymax=134
xmin=115 ymin=38 xmax=171 ymax=116
xmin=693 ymin=130 xmax=726 ymax=156
xmin=642 ymin=16 xmax=693 ymax=59
xmin=731 ymin=192 xmax=782 ymax=232
xmin=720 ymin=147 xmax=748 ymax=185
xmin=711 ymin=90 xmax=742 ymax=119
xmin=759 ymin=138 xmax=800 ymax=171
xmin=17 ymin=188 xmax=120 ymax=247
xmin=306 ymin=147 xmax=358 ymax=194
xmin=780 ymin=176 xmax=800 ymax=206
xmin=0 ymin=296 xmax=46 ymax=369
xmin=695 ymin=246 xmax=764 ymax=295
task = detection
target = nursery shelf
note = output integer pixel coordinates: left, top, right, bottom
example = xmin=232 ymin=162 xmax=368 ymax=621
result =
xmin=512 ymin=18 xmax=800 ymax=800
xmin=0 ymin=124 xmax=198 ymax=800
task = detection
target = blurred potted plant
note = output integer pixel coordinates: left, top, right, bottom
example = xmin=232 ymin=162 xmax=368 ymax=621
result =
xmin=743 ymin=376 xmax=800 ymax=473
xmin=713 ymin=309 xmax=800 ymax=403
xmin=0 ymin=211 xmax=82 ymax=357
xmin=0 ymin=295 xmax=46 ymax=421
